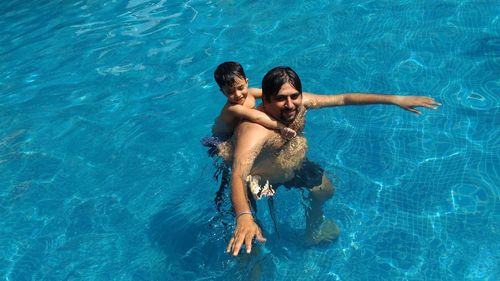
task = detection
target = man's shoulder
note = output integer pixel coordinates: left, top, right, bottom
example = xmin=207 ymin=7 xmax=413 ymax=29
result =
xmin=231 ymin=120 xmax=271 ymax=153
xmin=235 ymin=120 xmax=272 ymax=140
xmin=238 ymin=119 xmax=270 ymax=132
xmin=302 ymin=92 xmax=316 ymax=108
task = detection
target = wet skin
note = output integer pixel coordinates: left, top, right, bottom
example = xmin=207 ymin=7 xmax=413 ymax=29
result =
xmin=226 ymin=83 xmax=337 ymax=256
xmin=224 ymin=81 xmax=442 ymax=256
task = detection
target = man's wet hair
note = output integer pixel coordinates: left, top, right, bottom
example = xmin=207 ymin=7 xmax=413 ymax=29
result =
xmin=262 ymin=66 xmax=302 ymax=102
xmin=214 ymin=61 xmax=247 ymax=89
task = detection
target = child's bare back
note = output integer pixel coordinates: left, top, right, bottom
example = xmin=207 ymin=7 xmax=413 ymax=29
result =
xmin=211 ymin=90 xmax=259 ymax=138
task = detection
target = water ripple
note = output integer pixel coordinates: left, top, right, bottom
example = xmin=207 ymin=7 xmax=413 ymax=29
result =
xmin=1 ymin=0 xmax=499 ymax=280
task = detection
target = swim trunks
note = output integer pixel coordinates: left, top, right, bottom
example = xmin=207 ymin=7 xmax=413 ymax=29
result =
xmin=279 ymin=159 xmax=324 ymax=189
xmin=244 ymin=160 xmax=324 ymax=236
xmin=201 ymin=135 xmax=230 ymax=157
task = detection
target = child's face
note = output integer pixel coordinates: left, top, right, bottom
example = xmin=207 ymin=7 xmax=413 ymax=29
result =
xmin=221 ymin=77 xmax=248 ymax=105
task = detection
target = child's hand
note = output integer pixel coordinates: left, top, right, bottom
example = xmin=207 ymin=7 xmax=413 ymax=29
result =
xmin=280 ymin=127 xmax=297 ymax=139
xmin=394 ymin=96 xmax=442 ymax=115
xmin=282 ymin=127 xmax=297 ymax=139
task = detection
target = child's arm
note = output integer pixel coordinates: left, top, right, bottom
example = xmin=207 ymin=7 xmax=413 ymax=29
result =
xmin=248 ymin=88 xmax=262 ymax=99
xmin=303 ymin=92 xmax=441 ymax=115
xmin=228 ymin=105 xmax=296 ymax=138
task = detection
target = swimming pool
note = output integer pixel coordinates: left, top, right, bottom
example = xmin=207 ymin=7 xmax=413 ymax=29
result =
xmin=1 ymin=0 xmax=498 ymax=280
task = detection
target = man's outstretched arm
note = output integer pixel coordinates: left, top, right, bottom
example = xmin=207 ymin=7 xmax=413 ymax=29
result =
xmin=226 ymin=122 xmax=267 ymax=256
xmin=303 ymin=92 xmax=441 ymax=114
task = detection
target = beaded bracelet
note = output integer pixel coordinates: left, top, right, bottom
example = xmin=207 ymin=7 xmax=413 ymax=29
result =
xmin=235 ymin=210 xmax=253 ymax=220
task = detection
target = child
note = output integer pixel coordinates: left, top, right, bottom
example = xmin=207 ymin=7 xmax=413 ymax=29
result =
xmin=204 ymin=62 xmax=292 ymax=210
xmin=210 ymin=61 xmax=296 ymax=142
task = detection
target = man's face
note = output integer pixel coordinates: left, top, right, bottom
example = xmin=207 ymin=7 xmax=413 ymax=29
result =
xmin=220 ymin=77 xmax=248 ymax=105
xmin=264 ymin=82 xmax=302 ymax=124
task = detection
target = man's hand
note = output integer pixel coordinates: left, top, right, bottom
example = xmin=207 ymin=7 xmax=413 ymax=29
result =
xmin=394 ymin=96 xmax=442 ymax=115
xmin=226 ymin=215 xmax=266 ymax=256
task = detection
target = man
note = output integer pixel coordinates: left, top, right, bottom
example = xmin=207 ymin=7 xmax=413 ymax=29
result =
xmin=224 ymin=66 xmax=441 ymax=256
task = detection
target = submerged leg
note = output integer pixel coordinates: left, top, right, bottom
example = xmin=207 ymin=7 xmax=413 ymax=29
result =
xmin=235 ymin=237 xmax=273 ymax=281
xmin=214 ymin=166 xmax=230 ymax=213
xmin=304 ymin=174 xmax=340 ymax=245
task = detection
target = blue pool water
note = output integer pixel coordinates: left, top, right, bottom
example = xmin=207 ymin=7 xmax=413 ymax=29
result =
xmin=1 ymin=0 xmax=499 ymax=280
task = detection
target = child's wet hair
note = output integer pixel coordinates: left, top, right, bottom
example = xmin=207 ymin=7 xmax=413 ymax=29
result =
xmin=261 ymin=66 xmax=302 ymax=102
xmin=214 ymin=61 xmax=247 ymax=89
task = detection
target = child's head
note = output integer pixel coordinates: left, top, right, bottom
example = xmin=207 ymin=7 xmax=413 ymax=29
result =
xmin=214 ymin=61 xmax=249 ymax=105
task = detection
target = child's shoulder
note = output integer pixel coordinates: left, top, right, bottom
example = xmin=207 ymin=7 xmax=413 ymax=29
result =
xmin=226 ymin=102 xmax=246 ymax=113
xmin=219 ymin=102 xmax=245 ymax=118
xmin=225 ymin=102 xmax=257 ymax=118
